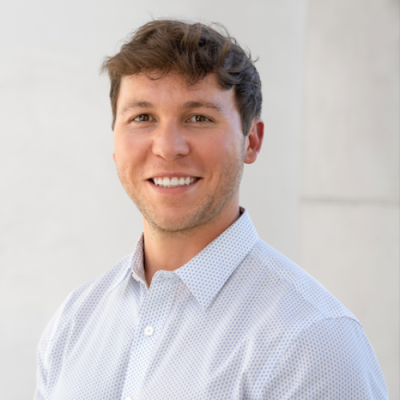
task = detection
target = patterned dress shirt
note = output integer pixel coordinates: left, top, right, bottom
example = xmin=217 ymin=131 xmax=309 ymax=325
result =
xmin=35 ymin=210 xmax=388 ymax=399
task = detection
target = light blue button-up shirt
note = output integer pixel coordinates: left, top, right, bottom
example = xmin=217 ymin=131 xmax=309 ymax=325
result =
xmin=35 ymin=210 xmax=388 ymax=399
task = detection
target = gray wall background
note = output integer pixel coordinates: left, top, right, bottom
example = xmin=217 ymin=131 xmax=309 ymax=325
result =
xmin=301 ymin=1 xmax=399 ymax=397
xmin=0 ymin=0 xmax=398 ymax=399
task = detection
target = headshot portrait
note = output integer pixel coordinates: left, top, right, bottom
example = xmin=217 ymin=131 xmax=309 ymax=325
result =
xmin=0 ymin=1 xmax=398 ymax=399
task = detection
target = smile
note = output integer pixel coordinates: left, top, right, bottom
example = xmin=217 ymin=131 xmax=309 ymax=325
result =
xmin=151 ymin=177 xmax=199 ymax=188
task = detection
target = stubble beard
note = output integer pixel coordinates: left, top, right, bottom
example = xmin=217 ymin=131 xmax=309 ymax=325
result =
xmin=117 ymin=147 xmax=245 ymax=239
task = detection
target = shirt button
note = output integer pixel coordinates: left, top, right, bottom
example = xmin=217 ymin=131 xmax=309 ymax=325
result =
xmin=144 ymin=326 xmax=154 ymax=336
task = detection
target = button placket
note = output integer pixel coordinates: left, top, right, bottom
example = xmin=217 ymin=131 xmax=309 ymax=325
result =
xmin=122 ymin=275 xmax=179 ymax=398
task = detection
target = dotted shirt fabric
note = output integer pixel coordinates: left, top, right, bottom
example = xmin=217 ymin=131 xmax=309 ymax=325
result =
xmin=35 ymin=210 xmax=388 ymax=399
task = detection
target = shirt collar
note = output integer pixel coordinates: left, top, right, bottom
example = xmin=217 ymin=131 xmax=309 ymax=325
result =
xmin=115 ymin=209 xmax=259 ymax=309
xmin=175 ymin=209 xmax=258 ymax=309
xmin=107 ymin=235 xmax=146 ymax=293
xmin=131 ymin=236 xmax=146 ymax=282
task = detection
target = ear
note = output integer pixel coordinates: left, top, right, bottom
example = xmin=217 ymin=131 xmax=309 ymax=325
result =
xmin=244 ymin=118 xmax=264 ymax=164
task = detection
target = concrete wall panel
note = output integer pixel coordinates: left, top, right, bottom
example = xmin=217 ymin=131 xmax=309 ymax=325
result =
xmin=303 ymin=0 xmax=399 ymax=201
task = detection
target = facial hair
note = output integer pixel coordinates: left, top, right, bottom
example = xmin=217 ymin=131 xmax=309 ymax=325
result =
xmin=116 ymin=140 xmax=245 ymax=239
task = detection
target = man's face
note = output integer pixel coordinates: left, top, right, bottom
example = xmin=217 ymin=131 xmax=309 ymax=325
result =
xmin=113 ymin=72 xmax=257 ymax=235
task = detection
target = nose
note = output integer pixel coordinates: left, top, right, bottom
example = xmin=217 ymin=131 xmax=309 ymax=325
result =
xmin=152 ymin=120 xmax=190 ymax=160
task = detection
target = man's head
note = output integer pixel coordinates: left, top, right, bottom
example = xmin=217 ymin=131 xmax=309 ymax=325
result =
xmin=103 ymin=20 xmax=264 ymax=238
xmin=101 ymin=19 xmax=262 ymax=136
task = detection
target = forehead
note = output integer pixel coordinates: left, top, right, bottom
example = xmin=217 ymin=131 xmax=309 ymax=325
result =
xmin=116 ymin=72 xmax=237 ymax=115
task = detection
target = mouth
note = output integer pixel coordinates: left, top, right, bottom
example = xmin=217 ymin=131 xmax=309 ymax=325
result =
xmin=149 ymin=176 xmax=200 ymax=188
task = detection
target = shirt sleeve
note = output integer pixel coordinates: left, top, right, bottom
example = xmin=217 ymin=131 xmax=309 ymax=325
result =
xmin=34 ymin=299 xmax=69 ymax=400
xmin=35 ymin=318 xmax=53 ymax=400
xmin=258 ymin=317 xmax=388 ymax=399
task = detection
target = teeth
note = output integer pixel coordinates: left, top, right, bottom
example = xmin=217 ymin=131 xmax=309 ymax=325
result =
xmin=153 ymin=177 xmax=197 ymax=188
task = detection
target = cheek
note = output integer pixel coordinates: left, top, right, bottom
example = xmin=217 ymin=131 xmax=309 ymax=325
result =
xmin=214 ymin=136 xmax=244 ymax=163
xmin=198 ymin=133 xmax=243 ymax=166
xmin=114 ymin=133 xmax=148 ymax=164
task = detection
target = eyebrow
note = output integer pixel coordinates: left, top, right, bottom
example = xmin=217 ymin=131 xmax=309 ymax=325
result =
xmin=118 ymin=100 xmax=224 ymax=116
xmin=118 ymin=101 xmax=155 ymax=115
xmin=182 ymin=101 xmax=224 ymax=114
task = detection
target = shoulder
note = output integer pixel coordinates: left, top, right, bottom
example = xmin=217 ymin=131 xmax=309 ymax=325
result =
xmin=255 ymin=317 xmax=388 ymax=398
xmin=226 ymin=238 xmax=367 ymax=357
xmin=35 ymin=254 xmax=134 ymax=393
xmin=241 ymin=238 xmax=356 ymax=323
xmin=239 ymin=240 xmax=388 ymax=398
xmin=39 ymin=253 xmax=133 ymax=346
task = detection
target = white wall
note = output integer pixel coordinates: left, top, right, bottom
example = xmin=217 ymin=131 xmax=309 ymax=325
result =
xmin=301 ymin=1 xmax=399 ymax=398
xmin=0 ymin=1 xmax=306 ymax=398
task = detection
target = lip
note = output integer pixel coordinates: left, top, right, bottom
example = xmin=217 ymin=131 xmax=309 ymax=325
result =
xmin=146 ymin=172 xmax=200 ymax=180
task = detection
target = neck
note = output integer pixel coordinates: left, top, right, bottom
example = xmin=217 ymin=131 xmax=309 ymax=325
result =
xmin=142 ymin=201 xmax=241 ymax=287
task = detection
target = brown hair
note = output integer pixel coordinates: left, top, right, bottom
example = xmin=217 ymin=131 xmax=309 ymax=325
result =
xmin=101 ymin=20 xmax=262 ymax=135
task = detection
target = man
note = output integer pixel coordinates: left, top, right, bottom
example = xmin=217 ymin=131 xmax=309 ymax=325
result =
xmin=35 ymin=20 xmax=388 ymax=399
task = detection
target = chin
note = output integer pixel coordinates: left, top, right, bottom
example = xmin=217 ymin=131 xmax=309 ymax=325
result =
xmin=144 ymin=209 xmax=212 ymax=236
xmin=149 ymin=216 xmax=198 ymax=235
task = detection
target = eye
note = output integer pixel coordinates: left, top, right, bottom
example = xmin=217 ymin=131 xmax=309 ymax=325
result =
xmin=133 ymin=114 xmax=153 ymax=122
xmin=187 ymin=115 xmax=210 ymax=123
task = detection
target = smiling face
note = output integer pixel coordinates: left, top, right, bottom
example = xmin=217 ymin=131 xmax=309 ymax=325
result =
xmin=113 ymin=72 xmax=262 ymax=237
